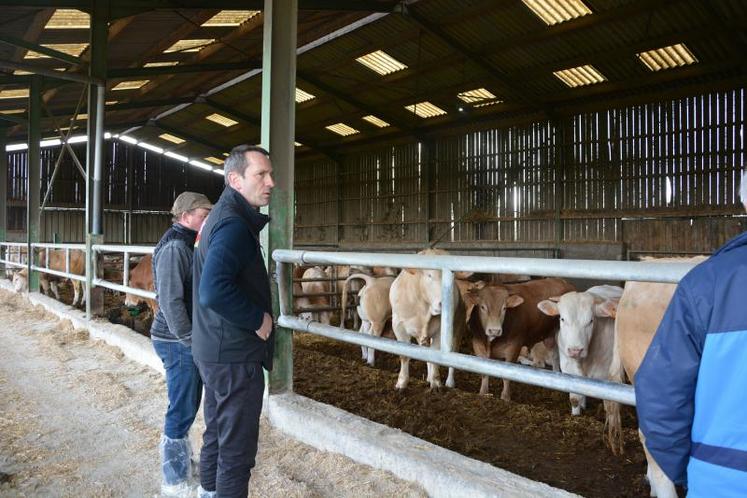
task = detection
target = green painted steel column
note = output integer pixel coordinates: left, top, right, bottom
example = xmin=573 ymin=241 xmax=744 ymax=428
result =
xmin=262 ymin=0 xmax=298 ymax=394
xmin=85 ymin=1 xmax=108 ymax=319
xmin=27 ymin=76 xmax=41 ymax=292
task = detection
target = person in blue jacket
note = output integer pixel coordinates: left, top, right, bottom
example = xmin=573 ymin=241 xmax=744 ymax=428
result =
xmin=191 ymin=145 xmax=275 ymax=498
xmin=635 ymin=172 xmax=747 ymax=497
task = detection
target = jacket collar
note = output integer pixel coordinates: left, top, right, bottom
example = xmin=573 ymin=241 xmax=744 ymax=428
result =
xmin=221 ymin=186 xmax=270 ymax=233
xmin=172 ymin=223 xmax=197 ymax=237
xmin=714 ymin=230 xmax=747 ymax=256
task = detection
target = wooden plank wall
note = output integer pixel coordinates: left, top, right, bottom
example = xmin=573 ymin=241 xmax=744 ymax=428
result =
xmin=294 ymin=87 xmax=746 ymax=256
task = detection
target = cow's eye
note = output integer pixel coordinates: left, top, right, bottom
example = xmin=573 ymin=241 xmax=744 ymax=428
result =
xmin=481 ymin=304 xmax=487 ymax=311
xmin=560 ymin=317 xmax=565 ymax=323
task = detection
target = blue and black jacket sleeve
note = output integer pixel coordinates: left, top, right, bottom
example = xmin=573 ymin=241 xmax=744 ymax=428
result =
xmin=635 ymin=282 xmax=704 ymax=486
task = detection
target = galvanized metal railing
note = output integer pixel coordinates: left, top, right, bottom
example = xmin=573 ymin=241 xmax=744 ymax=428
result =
xmin=92 ymin=244 xmax=155 ymax=301
xmin=0 ymin=242 xmax=28 ymax=269
xmin=273 ymin=249 xmax=699 ymax=407
xmin=1 ymin=241 xmax=156 ymax=303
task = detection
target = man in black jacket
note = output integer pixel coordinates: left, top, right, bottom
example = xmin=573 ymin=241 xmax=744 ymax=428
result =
xmin=151 ymin=191 xmax=212 ymax=496
xmin=192 ymin=145 xmax=275 ymax=498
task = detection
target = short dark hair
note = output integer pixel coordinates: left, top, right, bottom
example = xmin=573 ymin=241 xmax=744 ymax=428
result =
xmin=224 ymin=144 xmax=270 ymax=186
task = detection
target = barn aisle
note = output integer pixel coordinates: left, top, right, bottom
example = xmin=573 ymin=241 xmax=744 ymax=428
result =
xmin=0 ymin=288 xmax=425 ymax=498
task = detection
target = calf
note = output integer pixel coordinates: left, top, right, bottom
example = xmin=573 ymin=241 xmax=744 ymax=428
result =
xmin=13 ymin=248 xmax=86 ymax=306
xmin=340 ymin=273 xmax=395 ymax=366
xmin=466 ymin=278 xmax=575 ymax=399
xmin=298 ymin=266 xmax=332 ymax=325
xmin=537 ymin=285 xmax=622 ymax=416
xmin=389 ymin=249 xmax=470 ymax=390
xmin=124 ymin=254 xmax=158 ymax=314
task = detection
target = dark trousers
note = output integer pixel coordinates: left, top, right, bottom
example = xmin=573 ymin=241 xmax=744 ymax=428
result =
xmin=153 ymin=340 xmax=203 ymax=439
xmin=196 ymin=359 xmax=264 ymax=498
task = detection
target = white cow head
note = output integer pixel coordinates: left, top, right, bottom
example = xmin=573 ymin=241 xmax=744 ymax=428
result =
xmin=463 ymin=281 xmax=524 ymax=341
xmin=12 ymin=268 xmax=28 ymax=293
xmin=537 ymin=292 xmax=617 ymax=359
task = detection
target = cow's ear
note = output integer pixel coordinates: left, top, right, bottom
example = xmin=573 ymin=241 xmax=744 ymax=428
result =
xmin=464 ymin=299 xmax=477 ymax=323
xmin=595 ymin=300 xmax=617 ymax=318
xmin=405 ymin=267 xmax=418 ymax=275
xmin=472 ymin=280 xmax=486 ymax=290
xmin=537 ymin=299 xmax=559 ymax=316
xmin=506 ymin=294 xmax=524 ymax=308
xmin=455 ymin=271 xmax=474 ymax=279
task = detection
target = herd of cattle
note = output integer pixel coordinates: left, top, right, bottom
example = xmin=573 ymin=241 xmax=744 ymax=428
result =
xmin=294 ymin=249 xmax=700 ymax=498
xmin=6 ymin=247 xmax=700 ymax=498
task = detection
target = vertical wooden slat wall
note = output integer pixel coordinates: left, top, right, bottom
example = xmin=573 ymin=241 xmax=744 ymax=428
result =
xmin=294 ymin=88 xmax=746 ymax=256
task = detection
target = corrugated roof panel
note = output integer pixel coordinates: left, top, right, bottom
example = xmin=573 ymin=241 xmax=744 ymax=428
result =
xmin=326 ymin=123 xmax=360 ymax=136
xmin=45 ymin=9 xmax=89 ymax=29
xmin=521 ymin=0 xmax=592 ymax=26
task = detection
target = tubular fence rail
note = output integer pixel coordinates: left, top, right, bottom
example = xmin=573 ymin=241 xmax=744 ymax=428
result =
xmin=273 ymin=249 xmax=699 ymax=407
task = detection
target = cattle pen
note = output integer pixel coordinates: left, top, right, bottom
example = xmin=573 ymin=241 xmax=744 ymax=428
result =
xmin=1 ymin=0 xmax=745 ymax=497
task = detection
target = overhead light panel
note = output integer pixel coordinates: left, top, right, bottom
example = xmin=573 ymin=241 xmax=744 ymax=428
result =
xmin=164 ymin=39 xmax=215 ymax=53
xmin=165 ymin=151 xmax=189 ymax=162
xmin=0 ymin=108 xmax=24 ymax=114
xmin=362 ymin=115 xmax=390 ymax=128
xmin=637 ymin=43 xmax=698 ymax=72
xmin=40 ymin=138 xmax=62 ymax=148
xmin=67 ymin=135 xmax=87 ymax=144
xmin=205 ymin=113 xmax=238 ymax=127
xmin=295 ymin=88 xmax=315 ymax=103
xmin=553 ymin=64 xmax=606 ymax=87
xmin=213 ymin=169 xmax=225 ymax=176
xmin=458 ymin=88 xmax=503 ymax=107
xmin=112 ymin=80 xmax=149 ymax=91
xmin=159 ymin=133 xmax=185 ymax=144
xmin=325 ymin=123 xmax=360 ymax=136
xmin=119 ymin=135 xmax=138 ymax=145
xmin=144 ymin=61 xmax=179 ymax=68
xmin=138 ymin=142 xmax=163 ymax=154
xmin=45 ymin=9 xmax=89 ymax=29
xmin=356 ymin=50 xmax=408 ymax=76
xmin=521 ymin=0 xmax=592 ymax=26
xmin=202 ymin=10 xmax=260 ymax=26
xmin=189 ymin=160 xmax=213 ymax=171
xmin=405 ymin=101 xmax=447 ymax=118
xmin=0 ymin=89 xmax=29 ymax=100
xmin=24 ymin=43 xmax=88 ymax=59
xmin=294 ymin=142 xmax=303 ymax=147
xmin=205 ymin=157 xmax=224 ymax=165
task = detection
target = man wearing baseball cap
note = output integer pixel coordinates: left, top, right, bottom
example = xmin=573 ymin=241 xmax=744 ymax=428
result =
xmin=151 ymin=191 xmax=212 ymax=496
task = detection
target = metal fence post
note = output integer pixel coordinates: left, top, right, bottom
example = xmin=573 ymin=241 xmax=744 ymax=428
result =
xmin=262 ymin=0 xmax=298 ymax=395
xmin=26 ymin=75 xmax=41 ymax=293
xmin=440 ymin=268 xmax=455 ymax=355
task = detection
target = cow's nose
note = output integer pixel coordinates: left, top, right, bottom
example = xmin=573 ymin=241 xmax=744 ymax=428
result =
xmin=417 ymin=337 xmax=430 ymax=346
xmin=567 ymin=347 xmax=584 ymax=358
xmin=487 ymin=328 xmax=502 ymax=338
xmin=430 ymin=302 xmax=442 ymax=315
